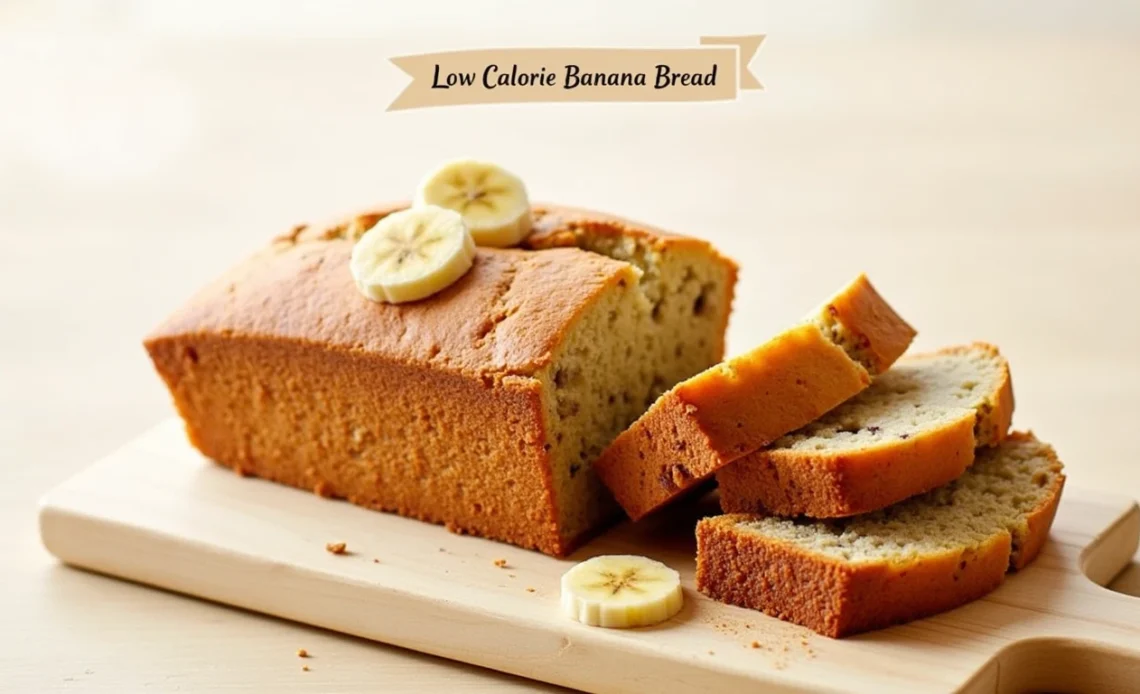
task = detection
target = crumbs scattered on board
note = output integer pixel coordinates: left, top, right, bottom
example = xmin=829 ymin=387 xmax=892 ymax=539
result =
xmin=493 ymin=558 xmax=509 ymax=568
xmin=325 ymin=542 xmax=348 ymax=555
xmin=702 ymin=613 xmax=816 ymax=669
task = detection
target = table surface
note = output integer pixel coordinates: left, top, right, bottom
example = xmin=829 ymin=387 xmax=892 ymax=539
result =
xmin=3 ymin=2 xmax=1139 ymax=691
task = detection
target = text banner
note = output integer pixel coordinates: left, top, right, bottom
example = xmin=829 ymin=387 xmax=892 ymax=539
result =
xmin=388 ymin=35 xmax=763 ymax=111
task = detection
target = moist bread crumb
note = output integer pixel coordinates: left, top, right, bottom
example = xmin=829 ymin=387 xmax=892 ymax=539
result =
xmin=696 ymin=432 xmax=1065 ymax=637
xmin=718 ymin=343 xmax=1014 ymax=517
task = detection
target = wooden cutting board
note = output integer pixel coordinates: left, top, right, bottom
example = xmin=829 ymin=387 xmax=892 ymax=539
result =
xmin=39 ymin=419 xmax=1140 ymax=693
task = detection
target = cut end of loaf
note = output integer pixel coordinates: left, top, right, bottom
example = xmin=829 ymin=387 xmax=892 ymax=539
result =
xmin=698 ymin=433 xmax=1065 ymax=636
xmin=537 ymin=224 xmax=736 ymax=547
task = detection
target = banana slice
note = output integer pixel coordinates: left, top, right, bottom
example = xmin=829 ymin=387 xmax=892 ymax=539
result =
xmin=414 ymin=159 xmax=532 ymax=248
xmin=350 ymin=205 xmax=476 ymax=304
xmin=560 ymin=555 xmax=683 ymax=628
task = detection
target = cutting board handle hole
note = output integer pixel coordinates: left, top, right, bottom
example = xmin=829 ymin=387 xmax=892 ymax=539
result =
xmin=1078 ymin=500 xmax=1140 ymax=593
xmin=1107 ymin=557 xmax=1140 ymax=599
xmin=986 ymin=638 xmax=1140 ymax=694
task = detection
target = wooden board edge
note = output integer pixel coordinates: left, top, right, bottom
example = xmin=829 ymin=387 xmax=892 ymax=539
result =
xmin=38 ymin=500 xmax=838 ymax=694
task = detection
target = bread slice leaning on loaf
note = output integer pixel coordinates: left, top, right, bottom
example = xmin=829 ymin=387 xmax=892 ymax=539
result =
xmin=717 ymin=343 xmax=1014 ymax=518
xmin=145 ymin=203 xmax=737 ymax=556
xmin=696 ymin=432 xmax=1065 ymax=638
xmin=594 ymin=274 xmax=916 ymax=521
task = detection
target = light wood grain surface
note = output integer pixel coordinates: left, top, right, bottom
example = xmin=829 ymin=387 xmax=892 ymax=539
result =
xmin=3 ymin=2 xmax=1140 ymax=691
xmin=37 ymin=420 xmax=1140 ymax=693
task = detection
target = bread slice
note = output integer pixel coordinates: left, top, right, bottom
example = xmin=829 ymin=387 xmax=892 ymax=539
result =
xmin=696 ymin=432 xmax=1064 ymax=637
xmin=145 ymin=202 xmax=736 ymax=556
xmin=717 ymin=343 xmax=1014 ymax=518
xmin=594 ymin=274 xmax=916 ymax=521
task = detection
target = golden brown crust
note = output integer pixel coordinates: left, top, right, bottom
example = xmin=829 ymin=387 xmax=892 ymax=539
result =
xmin=149 ymin=237 xmax=630 ymax=382
xmin=696 ymin=515 xmax=852 ymax=636
xmin=594 ymin=276 xmax=914 ymax=521
xmin=826 ymin=274 xmax=916 ymax=374
xmin=696 ymin=432 xmax=1066 ymax=637
xmin=717 ymin=412 xmax=978 ymax=518
xmin=696 ymin=514 xmax=1012 ymax=638
xmin=528 ymin=204 xmax=722 ymax=251
xmin=717 ymin=343 xmax=1016 ymax=518
xmin=147 ymin=332 xmax=571 ymax=554
xmin=146 ymin=202 xmax=734 ymax=556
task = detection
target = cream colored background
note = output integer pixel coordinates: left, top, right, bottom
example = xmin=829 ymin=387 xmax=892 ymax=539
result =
xmin=2 ymin=1 xmax=1139 ymax=691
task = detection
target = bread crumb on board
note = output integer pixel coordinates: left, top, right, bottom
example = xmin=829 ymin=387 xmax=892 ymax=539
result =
xmin=302 ymin=665 xmax=310 ymax=672
xmin=325 ymin=542 xmax=348 ymax=555
xmin=493 ymin=558 xmax=508 ymax=568
xmin=372 ymin=558 xmax=380 ymax=563
xmin=525 ymin=587 xmax=536 ymax=593
xmin=297 ymin=648 xmax=310 ymax=658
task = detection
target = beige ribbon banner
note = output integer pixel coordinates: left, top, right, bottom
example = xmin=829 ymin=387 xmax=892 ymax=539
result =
xmin=388 ymin=35 xmax=763 ymax=111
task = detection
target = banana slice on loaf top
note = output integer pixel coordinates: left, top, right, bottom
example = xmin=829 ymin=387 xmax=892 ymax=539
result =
xmin=718 ymin=343 xmax=1013 ymax=518
xmin=594 ymin=274 xmax=916 ymax=521
xmin=350 ymin=205 xmax=476 ymax=304
xmin=415 ymin=159 xmax=532 ymax=248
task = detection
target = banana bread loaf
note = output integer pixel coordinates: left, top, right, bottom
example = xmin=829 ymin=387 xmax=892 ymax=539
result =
xmin=145 ymin=203 xmax=737 ymax=556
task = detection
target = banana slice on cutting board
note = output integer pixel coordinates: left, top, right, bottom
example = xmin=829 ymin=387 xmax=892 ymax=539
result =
xmin=561 ymin=555 xmax=683 ymax=628
xmin=350 ymin=205 xmax=476 ymax=304
xmin=414 ymin=159 xmax=532 ymax=248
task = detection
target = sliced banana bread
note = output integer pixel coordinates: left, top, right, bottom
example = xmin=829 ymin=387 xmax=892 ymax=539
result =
xmin=718 ymin=343 xmax=1013 ymax=517
xmin=594 ymin=274 xmax=916 ymax=521
xmin=697 ymin=432 xmax=1064 ymax=637
xmin=145 ymin=203 xmax=736 ymax=557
